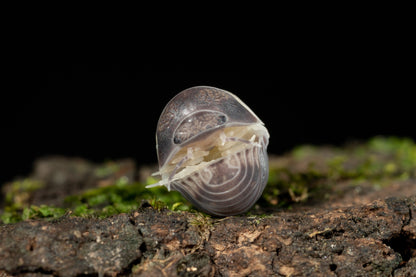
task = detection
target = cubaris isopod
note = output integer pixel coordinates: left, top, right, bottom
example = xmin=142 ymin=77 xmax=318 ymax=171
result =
xmin=147 ymin=86 xmax=270 ymax=216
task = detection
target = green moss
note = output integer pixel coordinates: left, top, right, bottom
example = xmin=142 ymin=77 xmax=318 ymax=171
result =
xmin=264 ymin=136 xmax=416 ymax=207
xmin=1 ymin=176 xmax=192 ymax=223
xmin=22 ymin=205 xmax=66 ymax=221
xmin=264 ymin=164 xmax=326 ymax=207
xmin=64 ymin=176 xmax=191 ymax=218
xmin=1 ymin=136 xmax=415 ymax=223
xmin=0 ymin=211 xmax=20 ymax=224
xmin=1 ymin=204 xmax=66 ymax=224
xmin=4 ymin=179 xmax=44 ymax=209
xmin=0 ymin=179 xmax=45 ymax=223
xmin=347 ymin=137 xmax=416 ymax=184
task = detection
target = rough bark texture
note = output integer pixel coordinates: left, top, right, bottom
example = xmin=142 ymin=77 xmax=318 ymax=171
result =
xmin=1 ymin=138 xmax=416 ymax=276
xmin=0 ymin=195 xmax=414 ymax=276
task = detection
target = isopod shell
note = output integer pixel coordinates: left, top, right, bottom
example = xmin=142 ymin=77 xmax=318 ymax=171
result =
xmin=147 ymin=86 xmax=270 ymax=216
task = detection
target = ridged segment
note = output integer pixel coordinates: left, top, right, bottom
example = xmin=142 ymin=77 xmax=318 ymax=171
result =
xmin=171 ymin=139 xmax=269 ymax=216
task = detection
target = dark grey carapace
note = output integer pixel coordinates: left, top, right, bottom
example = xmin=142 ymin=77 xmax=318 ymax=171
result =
xmin=147 ymin=86 xmax=270 ymax=216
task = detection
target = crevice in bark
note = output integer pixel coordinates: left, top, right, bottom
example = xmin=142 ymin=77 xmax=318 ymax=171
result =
xmin=384 ymin=203 xmax=416 ymax=275
xmin=11 ymin=266 xmax=60 ymax=276
xmin=384 ymin=231 xmax=416 ymax=263
xmin=119 ymin=255 xmax=143 ymax=276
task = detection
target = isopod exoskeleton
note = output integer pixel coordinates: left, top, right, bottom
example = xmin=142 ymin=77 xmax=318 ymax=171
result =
xmin=147 ymin=86 xmax=270 ymax=216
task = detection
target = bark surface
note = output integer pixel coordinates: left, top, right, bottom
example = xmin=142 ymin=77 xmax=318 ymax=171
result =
xmin=1 ymin=139 xmax=416 ymax=276
xmin=0 ymin=196 xmax=415 ymax=276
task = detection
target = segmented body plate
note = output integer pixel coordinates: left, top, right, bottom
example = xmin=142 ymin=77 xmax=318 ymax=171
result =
xmin=171 ymin=138 xmax=268 ymax=216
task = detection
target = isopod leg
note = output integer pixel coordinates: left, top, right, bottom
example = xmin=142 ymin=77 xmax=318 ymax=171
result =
xmin=220 ymin=132 xmax=261 ymax=148
xmin=167 ymin=147 xmax=194 ymax=190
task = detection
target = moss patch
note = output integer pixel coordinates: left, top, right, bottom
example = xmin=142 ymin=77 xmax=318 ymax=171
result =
xmin=263 ymin=136 xmax=416 ymax=207
xmin=1 ymin=176 xmax=192 ymax=223
xmin=1 ymin=136 xmax=415 ymax=223
xmin=64 ymin=176 xmax=192 ymax=218
xmin=1 ymin=179 xmax=45 ymax=223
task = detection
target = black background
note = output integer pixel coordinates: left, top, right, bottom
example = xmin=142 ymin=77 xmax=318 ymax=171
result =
xmin=2 ymin=62 xmax=413 ymax=186
xmin=2 ymin=18 xmax=414 ymax=185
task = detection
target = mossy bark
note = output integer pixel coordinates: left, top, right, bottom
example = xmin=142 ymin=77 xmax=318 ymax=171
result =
xmin=0 ymin=197 xmax=415 ymax=276
xmin=0 ymin=137 xmax=415 ymax=276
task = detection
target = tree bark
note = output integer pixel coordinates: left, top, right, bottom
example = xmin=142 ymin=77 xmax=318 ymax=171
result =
xmin=0 ymin=195 xmax=415 ymax=276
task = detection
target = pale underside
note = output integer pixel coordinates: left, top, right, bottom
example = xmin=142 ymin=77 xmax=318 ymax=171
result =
xmin=148 ymin=124 xmax=269 ymax=191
